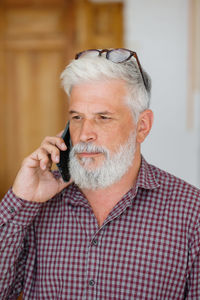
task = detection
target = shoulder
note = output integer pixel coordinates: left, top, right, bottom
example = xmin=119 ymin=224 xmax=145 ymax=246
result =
xmin=148 ymin=162 xmax=200 ymax=225
xmin=150 ymin=162 xmax=200 ymax=199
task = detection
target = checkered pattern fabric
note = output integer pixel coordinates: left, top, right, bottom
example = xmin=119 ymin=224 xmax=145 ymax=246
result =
xmin=0 ymin=157 xmax=200 ymax=299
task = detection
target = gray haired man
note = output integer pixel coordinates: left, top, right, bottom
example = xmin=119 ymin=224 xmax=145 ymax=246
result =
xmin=1 ymin=49 xmax=199 ymax=299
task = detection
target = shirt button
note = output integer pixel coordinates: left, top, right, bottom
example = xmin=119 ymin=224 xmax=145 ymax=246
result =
xmin=92 ymin=239 xmax=98 ymax=246
xmin=89 ymin=279 xmax=95 ymax=286
xmin=9 ymin=207 xmax=15 ymax=213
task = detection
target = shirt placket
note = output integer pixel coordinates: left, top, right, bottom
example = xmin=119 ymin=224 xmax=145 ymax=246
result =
xmin=70 ymin=185 xmax=137 ymax=300
xmin=82 ymin=195 xmax=135 ymax=300
xmin=84 ymin=227 xmax=105 ymax=300
xmin=72 ymin=201 xmax=102 ymax=300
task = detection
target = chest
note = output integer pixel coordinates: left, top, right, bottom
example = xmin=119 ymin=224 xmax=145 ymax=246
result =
xmin=25 ymin=201 xmax=188 ymax=299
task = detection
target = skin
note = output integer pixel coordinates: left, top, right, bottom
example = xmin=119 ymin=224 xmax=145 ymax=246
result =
xmin=13 ymin=79 xmax=153 ymax=226
xmin=69 ymin=80 xmax=136 ymax=168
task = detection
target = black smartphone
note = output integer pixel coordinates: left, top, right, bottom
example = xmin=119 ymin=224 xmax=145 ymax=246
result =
xmin=56 ymin=122 xmax=71 ymax=182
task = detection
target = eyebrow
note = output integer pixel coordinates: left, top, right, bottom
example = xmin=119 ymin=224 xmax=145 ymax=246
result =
xmin=69 ymin=110 xmax=114 ymax=115
xmin=69 ymin=110 xmax=80 ymax=115
xmin=96 ymin=111 xmax=114 ymax=115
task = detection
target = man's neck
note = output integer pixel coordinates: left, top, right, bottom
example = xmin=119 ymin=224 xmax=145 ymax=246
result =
xmin=81 ymin=152 xmax=141 ymax=227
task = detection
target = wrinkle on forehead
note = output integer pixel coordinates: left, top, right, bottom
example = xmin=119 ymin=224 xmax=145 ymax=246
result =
xmin=68 ymin=79 xmax=131 ymax=115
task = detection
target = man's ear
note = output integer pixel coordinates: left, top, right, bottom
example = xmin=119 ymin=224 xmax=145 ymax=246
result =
xmin=136 ymin=110 xmax=154 ymax=144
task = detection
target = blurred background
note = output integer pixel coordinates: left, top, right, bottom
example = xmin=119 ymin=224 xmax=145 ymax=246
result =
xmin=0 ymin=0 xmax=200 ymax=201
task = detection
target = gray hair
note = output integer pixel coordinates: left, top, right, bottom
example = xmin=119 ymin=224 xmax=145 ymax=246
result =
xmin=60 ymin=56 xmax=151 ymax=121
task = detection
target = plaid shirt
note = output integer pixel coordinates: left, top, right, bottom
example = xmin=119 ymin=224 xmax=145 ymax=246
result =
xmin=0 ymin=157 xmax=200 ymax=300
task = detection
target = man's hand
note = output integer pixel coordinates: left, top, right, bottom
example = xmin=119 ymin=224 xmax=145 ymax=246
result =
xmin=12 ymin=136 xmax=71 ymax=203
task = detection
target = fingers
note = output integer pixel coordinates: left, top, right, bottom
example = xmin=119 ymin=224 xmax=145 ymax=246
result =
xmin=41 ymin=136 xmax=67 ymax=152
xmin=29 ymin=136 xmax=68 ymax=171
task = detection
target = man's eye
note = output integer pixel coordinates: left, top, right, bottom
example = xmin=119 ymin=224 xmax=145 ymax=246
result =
xmin=72 ymin=115 xmax=81 ymax=120
xmin=100 ymin=115 xmax=111 ymax=120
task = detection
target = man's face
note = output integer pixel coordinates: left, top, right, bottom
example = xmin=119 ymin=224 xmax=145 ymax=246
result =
xmin=68 ymin=79 xmax=136 ymax=171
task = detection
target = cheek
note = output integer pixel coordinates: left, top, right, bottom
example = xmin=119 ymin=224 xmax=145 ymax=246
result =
xmin=69 ymin=127 xmax=79 ymax=146
xmin=115 ymin=121 xmax=135 ymax=142
xmin=103 ymin=127 xmax=133 ymax=151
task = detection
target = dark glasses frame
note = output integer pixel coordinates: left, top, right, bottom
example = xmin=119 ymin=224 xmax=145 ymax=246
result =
xmin=75 ymin=48 xmax=147 ymax=90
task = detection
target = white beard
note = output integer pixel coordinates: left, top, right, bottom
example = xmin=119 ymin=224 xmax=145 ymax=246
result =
xmin=69 ymin=131 xmax=136 ymax=190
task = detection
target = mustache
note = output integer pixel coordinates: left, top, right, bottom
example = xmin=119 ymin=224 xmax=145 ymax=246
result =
xmin=71 ymin=142 xmax=109 ymax=155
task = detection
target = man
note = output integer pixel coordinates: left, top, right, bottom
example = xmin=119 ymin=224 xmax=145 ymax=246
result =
xmin=0 ymin=48 xmax=199 ymax=299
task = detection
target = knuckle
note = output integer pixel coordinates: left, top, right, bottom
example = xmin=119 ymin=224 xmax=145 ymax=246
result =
xmin=38 ymin=147 xmax=46 ymax=155
xmin=42 ymin=136 xmax=62 ymax=145
xmin=45 ymin=135 xmax=51 ymax=140
xmin=41 ymin=136 xmax=51 ymax=145
xmin=36 ymin=148 xmax=49 ymax=161
xmin=55 ymin=136 xmax=63 ymax=143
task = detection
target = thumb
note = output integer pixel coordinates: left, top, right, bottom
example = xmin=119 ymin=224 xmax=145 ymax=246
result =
xmin=57 ymin=177 xmax=73 ymax=194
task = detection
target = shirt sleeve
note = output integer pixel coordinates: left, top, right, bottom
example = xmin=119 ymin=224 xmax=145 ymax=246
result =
xmin=187 ymin=217 xmax=200 ymax=299
xmin=0 ymin=189 xmax=42 ymax=299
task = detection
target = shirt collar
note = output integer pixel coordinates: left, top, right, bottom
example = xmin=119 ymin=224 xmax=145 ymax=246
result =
xmin=135 ymin=156 xmax=160 ymax=191
xmin=118 ymin=156 xmax=160 ymax=205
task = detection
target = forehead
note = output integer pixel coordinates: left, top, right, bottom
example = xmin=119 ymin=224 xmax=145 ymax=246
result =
xmin=68 ymin=79 xmax=129 ymax=112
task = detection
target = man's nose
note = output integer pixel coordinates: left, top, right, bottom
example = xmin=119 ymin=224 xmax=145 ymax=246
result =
xmin=79 ymin=119 xmax=97 ymax=143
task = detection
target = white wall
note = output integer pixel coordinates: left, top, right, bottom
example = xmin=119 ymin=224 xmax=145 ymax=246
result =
xmin=124 ymin=0 xmax=200 ymax=187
